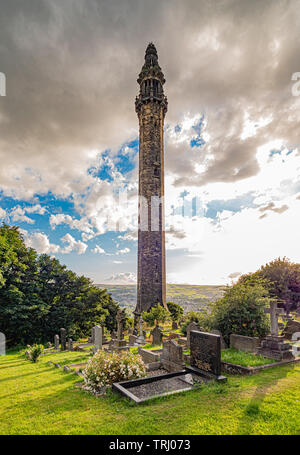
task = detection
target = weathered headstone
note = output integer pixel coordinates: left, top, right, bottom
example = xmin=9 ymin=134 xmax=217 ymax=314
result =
xmin=129 ymin=334 xmax=138 ymax=346
xmin=161 ymin=340 xmax=185 ymax=372
xmin=116 ymin=309 xmax=125 ymax=340
xmin=210 ymin=330 xmax=227 ymax=349
xmin=136 ymin=317 xmax=146 ymax=345
xmin=257 ymin=301 xmax=294 ymax=360
xmin=54 ymin=334 xmax=59 ymax=350
xmin=283 ymin=319 xmax=300 ymax=340
xmin=151 ymin=325 xmax=163 ymax=345
xmin=0 ymin=332 xmax=5 ymax=356
xmin=94 ymin=325 xmax=102 ymax=352
xmin=187 ymin=322 xmax=201 ymax=348
xmin=68 ymin=338 xmax=73 ymax=351
xmin=190 ymin=330 xmax=226 ymax=382
xmin=91 ymin=327 xmax=95 ymax=344
xmin=230 ymin=334 xmax=259 ymax=353
xmin=60 ymin=328 xmax=66 ymax=351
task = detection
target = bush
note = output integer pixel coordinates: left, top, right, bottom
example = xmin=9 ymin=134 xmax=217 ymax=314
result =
xmin=210 ymin=283 xmax=270 ymax=344
xmin=181 ymin=311 xmax=211 ymax=335
xmin=24 ymin=344 xmax=44 ymax=362
xmin=82 ymin=350 xmax=146 ymax=394
xmin=167 ymin=302 xmax=184 ymax=322
xmin=142 ymin=303 xmax=170 ymax=327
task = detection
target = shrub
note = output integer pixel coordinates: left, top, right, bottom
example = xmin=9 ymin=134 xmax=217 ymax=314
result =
xmin=210 ymin=283 xmax=270 ymax=344
xmin=181 ymin=311 xmax=211 ymax=335
xmin=142 ymin=303 xmax=170 ymax=327
xmin=167 ymin=302 xmax=184 ymax=322
xmin=83 ymin=350 xmax=146 ymax=394
xmin=24 ymin=344 xmax=44 ymax=362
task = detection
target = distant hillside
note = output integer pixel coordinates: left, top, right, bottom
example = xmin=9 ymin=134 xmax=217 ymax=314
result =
xmin=97 ymin=284 xmax=225 ymax=314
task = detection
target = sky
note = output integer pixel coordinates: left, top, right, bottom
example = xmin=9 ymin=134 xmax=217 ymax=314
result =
xmin=0 ymin=0 xmax=300 ymax=285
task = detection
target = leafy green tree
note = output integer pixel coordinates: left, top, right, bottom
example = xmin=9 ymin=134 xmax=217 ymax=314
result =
xmin=167 ymin=302 xmax=184 ymax=323
xmin=239 ymin=257 xmax=300 ymax=313
xmin=0 ymin=224 xmax=119 ymax=346
xmin=211 ymin=282 xmax=270 ymax=344
xmin=142 ymin=303 xmax=170 ymax=327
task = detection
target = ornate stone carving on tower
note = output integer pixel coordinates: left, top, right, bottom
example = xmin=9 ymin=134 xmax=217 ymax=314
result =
xmin=135 ymin=43 xmax=168 ymax=316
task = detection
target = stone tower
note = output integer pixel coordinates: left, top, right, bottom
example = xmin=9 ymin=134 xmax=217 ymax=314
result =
xmin=135 ymin=43 xmax=168 ymax=315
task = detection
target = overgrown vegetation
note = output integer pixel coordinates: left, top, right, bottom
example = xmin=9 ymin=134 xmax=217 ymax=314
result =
xmin=142 ymin=303 xmax=170 ymax=327
xmin=0 ymin=224 xmax=119 ymax=346
xmin=210 ymin=283 xmax=270 ymax=344
xmin=238 ymin=257 xmax=300 ymax=313
xmin=24 ymin=344 xmax=44 ymax=363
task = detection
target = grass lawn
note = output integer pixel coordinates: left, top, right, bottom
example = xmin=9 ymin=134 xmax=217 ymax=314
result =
xmin=221 ymin=348 xmax=277 ymax=367
xmin=0 ymin=349 xmax=299 ymax=435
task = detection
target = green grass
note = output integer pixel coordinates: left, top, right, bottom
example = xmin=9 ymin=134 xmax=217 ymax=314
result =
xmin=221 ymin=349 xmax=277 ymax=367
xmin=0 ymin=349 xmax=299 ymax=435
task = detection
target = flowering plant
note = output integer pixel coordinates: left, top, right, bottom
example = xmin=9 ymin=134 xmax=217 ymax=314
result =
xmin=24 ymin=344 xmax=44 ymax=363
xmin=83 ymin=350 xmax=146 ymax=394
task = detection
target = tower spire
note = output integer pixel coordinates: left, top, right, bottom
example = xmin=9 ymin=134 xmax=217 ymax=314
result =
xmin=135 ymin=44 xmax=168 ymax=316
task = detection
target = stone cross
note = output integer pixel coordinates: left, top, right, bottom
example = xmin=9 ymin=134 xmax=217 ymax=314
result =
xmin=60 ymin=328 xmax=66 ymax=351
xmin=116 ymin=310 xmax=125 ymax=340
xmin=265 ymin=300 xmax=284 ymax=337
xmin=54 ymin=334 xmax=59 ymax=350
xmin=94 ymin=325 xmax=103 ymax=352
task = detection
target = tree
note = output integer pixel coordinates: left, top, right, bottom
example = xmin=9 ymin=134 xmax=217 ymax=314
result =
xmin=167 ymin=302 xmax=184 ymax=322
xmin=211 ymin=282 xmax=270 ymax=344
xmin=238 ymin=257 xmax=300 ymax=313
xmin=0 ymin=224 xmax=119 ymax=346
xmin=142 ymin=303 xmax=170 ymax=327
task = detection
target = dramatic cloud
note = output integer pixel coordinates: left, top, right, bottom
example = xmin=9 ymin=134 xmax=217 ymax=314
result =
xmin=0 ymin=1 xmax=300 ymax=283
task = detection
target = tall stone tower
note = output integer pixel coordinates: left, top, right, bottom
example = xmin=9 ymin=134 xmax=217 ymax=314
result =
xmin=135 ymin=43 xmax=168 ymax=316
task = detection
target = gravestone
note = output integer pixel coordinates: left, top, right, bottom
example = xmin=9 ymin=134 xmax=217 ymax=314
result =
xmin=210 ymin=330 xmax=227 ymax=349
xmin=91 ymin=327 xmax=95 ymax=344
xmin=94 ymin=325 xmax=103 ymax=352
xmin=60 ymin=328 xmax=66 ymax=351
xmin=54 ymin=334 xmax=59 ymax=350
xmin=190 ymin=330 xmax=226 ymax=382
xmin=0 ymin=332 xmax=5 ymax=356
xmin=68 ymin=339 xmax=73 ymax=351
xmin=116 ymin=309 xmax=125 ymax=340
xmin=129 ymin=334 xmax=138 ymax=346
xmin=151 ymin=325 xmax=163 ymax=345
xmin=230 ymin=334 xmax=260 ymax=353
xmin=257 ymin=301 xmax=294 ymax=360
xmin=283 ymin=320 xmax=300 ymax=340
xmin=187 ymin=322 xmax=201 ymax=348
xmin=136 ymin=317 xmax=146 ymax=345
xmin=161 ymin=340 xmax=185 ymax=372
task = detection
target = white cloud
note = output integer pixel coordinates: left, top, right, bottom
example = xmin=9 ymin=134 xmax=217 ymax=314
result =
xmin=103 ymin=272 xmax=136 ymax=284
xmin=91 ymin=244 xmax=106 ymax=254
xmin=24 ymin=232 xmax=60 ymax=254
xmin=0 ymin=207 xmax=6 ymax=219
xmin=116 ymin=247 xmax=130 ymax=255
xmin=61 ymin=233 xmax=88 ymax=255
